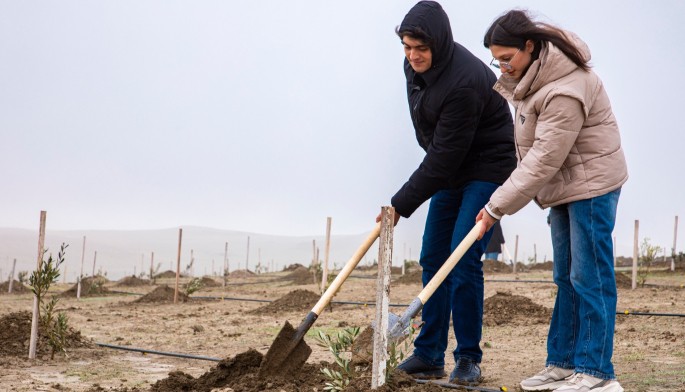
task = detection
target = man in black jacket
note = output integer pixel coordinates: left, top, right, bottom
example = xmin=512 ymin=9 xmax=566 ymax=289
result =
xmin=384 ymin=1 xmax=516 ymax=385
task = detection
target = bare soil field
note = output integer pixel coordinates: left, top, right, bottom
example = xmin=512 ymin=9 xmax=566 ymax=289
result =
xmin=1 ymin=268 xmax=683 ymax=392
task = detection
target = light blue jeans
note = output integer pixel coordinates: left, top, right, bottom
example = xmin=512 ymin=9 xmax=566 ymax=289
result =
xmin=413 ymin=181 xmax=498 ymax=366
xmin=546 ymin=189 xmax=621 ymax=380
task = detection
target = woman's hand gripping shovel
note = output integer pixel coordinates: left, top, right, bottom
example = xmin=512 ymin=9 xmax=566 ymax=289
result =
xmin=386 ymin=221 xmax=484 ymax=344
xmin=258 ymin=222 xmax=381 ymax=377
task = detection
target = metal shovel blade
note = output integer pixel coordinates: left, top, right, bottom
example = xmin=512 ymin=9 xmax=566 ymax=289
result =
xmin=387 ymin=297 xmax=424 ymax=344
xmin=258 ymin=320 xmax=312 ymax=378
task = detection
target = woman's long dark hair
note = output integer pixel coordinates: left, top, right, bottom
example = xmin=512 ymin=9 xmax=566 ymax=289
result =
xmin=484 ymin=10 xmax=590 ymax=71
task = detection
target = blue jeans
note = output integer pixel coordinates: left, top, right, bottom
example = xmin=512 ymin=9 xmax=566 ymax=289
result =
xmin=546 ymin=189 xmax=621 ymax=380
xmin=413 ymin=181 xmax=498 ymax=366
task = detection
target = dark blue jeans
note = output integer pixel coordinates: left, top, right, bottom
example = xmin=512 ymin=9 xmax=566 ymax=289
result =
xmin=546 ymin=189 xmax=621 ymax=380
xmin=413 ymin=181 xmax=498 ymax=366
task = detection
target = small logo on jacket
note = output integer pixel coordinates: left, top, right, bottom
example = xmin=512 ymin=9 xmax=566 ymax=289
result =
xmin=519 ymin=115 xmax=526 ymax=124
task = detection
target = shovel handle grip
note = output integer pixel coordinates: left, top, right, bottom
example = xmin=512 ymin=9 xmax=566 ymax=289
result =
xmin=417 ymin=221 xmax=483 ymax=304
xmin=312 ymin=222 xmax=381 ymax=315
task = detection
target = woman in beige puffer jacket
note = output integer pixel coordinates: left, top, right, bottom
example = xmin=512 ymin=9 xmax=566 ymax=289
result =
xmin=477 ymin=10 xmax=627 ymax=392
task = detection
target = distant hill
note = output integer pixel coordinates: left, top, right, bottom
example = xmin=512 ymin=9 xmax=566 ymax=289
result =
xmin=0 ymin=226 xmax=413 ymax=282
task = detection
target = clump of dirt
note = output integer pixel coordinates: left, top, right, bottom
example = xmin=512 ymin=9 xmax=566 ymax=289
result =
xmin=394 ymin=269 xmax=422 ymax=285
xmin=0 ymin=280 xmax=31 ymax=294
xmin=61 ymin=276 xmax=111 ymax=297
xmin=115 ymin=276 xmax=150 ymax=287
xmin=350 ymin=326 xmax=374 ymax=364
xmin=150 ymin=349 xmax=328 ymax=392
xmin=482 ymin=259 xmax=514 ymax=273
xmin=230 ymin=269 xmax=256 ymax=278
xmin=247 ymin=290 xmax=320 ymax=314
xmin=615 ymin=272 xmax=633 ymax=289
xmin=345 ymin=370 xmax=443 ymax=392
xmin=149 ymin=348 xmax=439 ymax=392
xmin=282 ymin=266 xmax=316 ymax=286
xmin=198 ymin=276 xmax=221 ymax=287
xmin=528 ymin=261 xmax=553 ymax=271
xmin=134 ymin=285 xmax=189 ymax=303
xmin=283 ymin=263 xmax=306 ymax=271
xmin=483 ymin=291 xmax=552 ymax=326
xmin=0 ymin=311 xmax=91 ymax=357
xmin=155 ymin=270 xmax=184 ymax=279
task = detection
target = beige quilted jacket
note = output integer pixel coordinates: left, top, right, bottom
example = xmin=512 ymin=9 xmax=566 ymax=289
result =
xmin=487 ymin=35 xmax=628 ymax=217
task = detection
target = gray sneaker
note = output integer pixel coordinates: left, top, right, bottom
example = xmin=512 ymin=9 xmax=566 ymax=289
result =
xmin=520 ymin=366 xmax=574 ymax=391
xmin=553 ymin=373 xmax=624 ymax=392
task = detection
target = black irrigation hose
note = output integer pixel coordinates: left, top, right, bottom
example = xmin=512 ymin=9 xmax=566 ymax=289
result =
xmin=617 ymin=310 xmax=685 ymax=317
xmin=96 ymin=342 xmax=221 ymax=362
xmin=485 ymin=279 xmax=554 ymax=284
xmin=106 ymin=291 xmax=685 ymax=317
xmin=415 ymin=379 xmax=507 ymax=392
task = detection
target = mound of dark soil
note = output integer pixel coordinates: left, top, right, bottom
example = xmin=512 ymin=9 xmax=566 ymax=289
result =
xmin=134 ymin=285 xmax=189 ymax=303
xmin=150 ymin=348 xmax=438 ymax=392
xmin=283 ymin=263 xmax=306 ymax=271
xmin=0 ymin=280 xmax=31 ymax=294
xmin=393 ymin=269 xmax=422 ymax=285
xmin=482 ymin=259 xmax=514 ymax=273
xmin=529 ymin=261 xmax=554 ymax=271
xmin=155 ymin=270 xmax=184 ymax=279
xmin=483 ymin=291 xmax=552 ymax=326
xmin=282 ymin=266 xmax=317 ymax=286
xmin=115 ymin=276 xmax=150 ymax=287
xmin=230 ymin=269 xmax=256 ymax=278
xmin=615 ymin=272 xmax=633 ymax=289
xmin=61 ymin=276 xmax=111 ymax=297
xmin=247 ymin=290 xmax=320 ymax=315
xmin=0 ymin=311 xmax=91 ymax=358
xmin=199 ymin=276 xmax=221 ymax=287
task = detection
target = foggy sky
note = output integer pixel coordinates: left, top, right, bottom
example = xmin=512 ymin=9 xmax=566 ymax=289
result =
xmin=2 ymin=0 xmax=683 ymax=267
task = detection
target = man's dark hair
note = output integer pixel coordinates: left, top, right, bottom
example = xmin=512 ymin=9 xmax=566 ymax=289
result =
xmin=395 ymin=25 xmax=434 ymax=48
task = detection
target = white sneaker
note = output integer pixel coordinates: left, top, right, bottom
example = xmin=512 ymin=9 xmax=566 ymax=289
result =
xmin=554 ymin=373 xmax=624 ymax=392
xmin=520 ymin=366 xmax=575 ymax=391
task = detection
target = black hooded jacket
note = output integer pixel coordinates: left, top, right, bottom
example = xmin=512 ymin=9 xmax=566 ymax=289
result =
xmin=391 ymin=1 xmax=516 ymax=217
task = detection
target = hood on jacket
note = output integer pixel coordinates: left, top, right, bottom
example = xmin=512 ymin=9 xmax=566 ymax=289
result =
xmin=399 ymin=1 xmax=454 ymax=84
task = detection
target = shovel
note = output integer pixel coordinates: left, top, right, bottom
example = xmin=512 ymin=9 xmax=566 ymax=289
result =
xmin=259 ymin=222 xmax=381 ymax=377
xmin=387 ymin=221 xmax=484 ymax=344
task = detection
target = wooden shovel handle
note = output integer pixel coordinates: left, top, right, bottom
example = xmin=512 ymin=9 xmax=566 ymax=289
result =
xmin=312 ymin=222 xmax=381 ymax=315
xmin=417 ymin=221 xmax=483 ymax=304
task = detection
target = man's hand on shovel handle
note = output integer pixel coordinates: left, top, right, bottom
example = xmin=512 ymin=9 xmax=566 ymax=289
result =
xmin=475 ymin=208 xmax=497 ymax=240
xmin=376 ymin=210 xmax=401 ymax=226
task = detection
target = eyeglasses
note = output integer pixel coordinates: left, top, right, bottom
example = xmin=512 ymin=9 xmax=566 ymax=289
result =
xmin=490 ymin=49 xmax=520 ymax=71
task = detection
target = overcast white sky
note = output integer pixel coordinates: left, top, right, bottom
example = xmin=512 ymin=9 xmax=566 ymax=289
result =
xmin=2 ymin=1 xmax=683 ymax=263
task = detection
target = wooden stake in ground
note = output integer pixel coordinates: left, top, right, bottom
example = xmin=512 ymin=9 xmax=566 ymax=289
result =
xmin=513 ymin=235 xmax=519 ymax=274
xmin=150 ymin=251 xmax=155 ymax=285
xmin=77 ymin=235 xmax=86 ymax=300
xmin=174 ymin=228 xmax=183 ymax=304
xmin=91 ymin=251 xmax=97 ymax=277
xmin=321 ymin=217 xmax=332 ymax=294
xmin=246 ymin=236 xmax=250 ymax=272
xmin=402 ymin=242 xmax=406 ymax=276
xmin=672 ymin=216 xmax=678 ymax=272
xmin=632 ymin=220 xmax=639 ymax=290
xmin=8 ymin=258 xmax=16 ymax=294
xmin=223 ymin=241 xmax=228 ymax=287
xmin=372 ymin=207 xmax=393 ymax=389
xmin=613 ymin=236 xmax=617 ymax=268
xmin=29 ymin=210 xmax=47 ymax=360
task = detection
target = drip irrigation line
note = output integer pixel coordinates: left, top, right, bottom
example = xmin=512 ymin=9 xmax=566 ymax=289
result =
xmin=100 ymin=292 xmax=685 ymax=317
xmin=415 ymin=379 xmax=507 ymax=392
xmin=617 ymin=310 xmax=685 ymax=317
xmin=191 ymin=296 xmax=271 ymax=303
xmin=348 ymin=275 xmax=377 ymax=280
xmin=485 ymin=279 xmax=554 ymax=284
xmin=96 ymin=342 xmax=221 ymax=362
